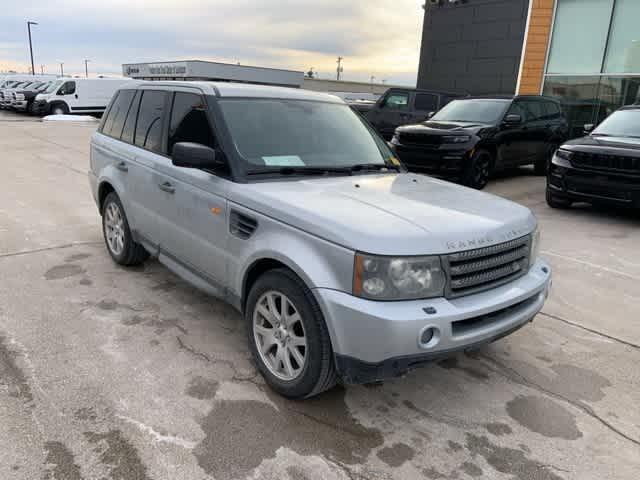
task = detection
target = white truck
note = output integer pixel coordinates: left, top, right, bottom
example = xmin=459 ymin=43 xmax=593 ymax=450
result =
xmin=32 ymin=78 xmax=132 ymax=116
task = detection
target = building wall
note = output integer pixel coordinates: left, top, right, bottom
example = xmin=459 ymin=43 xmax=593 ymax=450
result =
xmin=517 ymin=0 xmax=554 ymax=95
xmin=417 ymin=0 xmax=530 ymax=95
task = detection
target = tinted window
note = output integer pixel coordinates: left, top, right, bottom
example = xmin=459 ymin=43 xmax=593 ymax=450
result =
xmin=58 ymin=81 xmax=76 ymax=95
xmin=102 ymin=90 xmax=135 ymax=139
xmin=121 ymin=91 xmax=142 ymax=144
xmin=135 ymin=90 xmax=167 ymax=154
xmin=542 ymin=101 xmax=562 ymax=120
xmin=506 ymin=102 xmax=530 ymax=122
xmin=432 ymin=99 xmax=510 ymax=123
xmin=382 ymin=92 xmax=409 ymax=110
xmin=415 ymin=93 xmax=438 ymax=112
xmin=522 ymin=100 xmax=545 ymax=121
xmin=168 ymin=93 xmax=216 ymax=154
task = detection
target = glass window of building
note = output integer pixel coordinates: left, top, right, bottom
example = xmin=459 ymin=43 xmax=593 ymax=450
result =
xmin=603 ymin=0 xmax=640 ymax=73
xmin=546 ymin=0 xmax=614 ymax=74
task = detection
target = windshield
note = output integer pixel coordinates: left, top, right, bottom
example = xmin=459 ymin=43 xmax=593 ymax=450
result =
xmin=592 ymin=110 xmax=640 ymax=138
xmin=44 ymin=80 xmax=63 ymax=94
xmin=218 ymin=99 xmax=393 ymax=170
xmin=431 ymin=99 xmax=510 ymax=123
xmin=36 ymin=82 xmax=50 ymax=92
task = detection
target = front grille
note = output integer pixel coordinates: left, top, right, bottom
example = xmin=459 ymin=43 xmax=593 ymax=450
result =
xmin=399 ymin=132 xmax=442 ymax=146
xmin=571 ymin=151 xmax=640 ymax=173
xmin=443 ymin=235 xmax=531 ymax=298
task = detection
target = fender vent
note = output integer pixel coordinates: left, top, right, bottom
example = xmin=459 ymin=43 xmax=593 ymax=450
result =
xmin=230 ymin=210 xmax=258 ymax=239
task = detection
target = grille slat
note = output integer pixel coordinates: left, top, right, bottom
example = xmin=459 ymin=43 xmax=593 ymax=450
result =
xmin=571 ymin=151 xmax=640 ymax=173
xmin=444 ymin=235 xmax=531 ymax=298
xmin=229 ymin=210 xmax=258 ymax=240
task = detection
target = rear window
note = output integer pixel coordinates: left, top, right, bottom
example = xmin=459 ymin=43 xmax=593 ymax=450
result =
xmin=134 ymin=90 xmax=167 ymax=154
xmin=102 ymin=90 xmax=136 ymax=139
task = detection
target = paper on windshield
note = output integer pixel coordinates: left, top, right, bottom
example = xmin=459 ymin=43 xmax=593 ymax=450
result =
xmin=262 ymin=155 xmax=305 ymax=166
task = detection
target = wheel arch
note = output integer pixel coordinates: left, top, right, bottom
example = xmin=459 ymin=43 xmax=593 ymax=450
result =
xmin=49 ymin=100 xmax=69 ymax=114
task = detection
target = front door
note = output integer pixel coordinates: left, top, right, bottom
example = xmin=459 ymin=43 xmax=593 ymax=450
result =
xmin=152 ymin=91 xmax=229 ymax=289
xmin=496 ymin=100 xmax=533 ymax=167
xmin=365 ymin=90 xmax=411 ymax=139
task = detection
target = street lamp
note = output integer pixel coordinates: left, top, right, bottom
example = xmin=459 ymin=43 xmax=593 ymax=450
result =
xmin=60 ymin=63 xmax=64 ymax=76
xmin=84 ymin=59 xmax=90 ymax=78
xmin=27 ymin=21 xmax=38 ymax=75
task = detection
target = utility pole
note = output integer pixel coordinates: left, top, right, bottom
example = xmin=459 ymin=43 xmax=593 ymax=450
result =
xmin=27 ymin=21 xmax=38 ymax=75
xmin=336 ymin=56 xmax=343 ymax=81
xmin=370 ymin=75 xmax=376 ymax=84
xmin=84 ymin=59 xmax=90 ymax=78
xmin=60 ymin=63 xmax=64 ymax=76
xmin=40 ymin=65 xmax=44 ymax=74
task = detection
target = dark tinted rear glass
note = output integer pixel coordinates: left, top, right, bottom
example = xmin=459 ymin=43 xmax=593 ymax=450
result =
xmin=415 ymin=93 xmax=438 ymax=112
xmin=121 ymin=91 xmax=142 ymax=144
xmin=135 ymin=90 xmax=167 ymax=154
xmin=102 ymin=90 xmax=135 ymax=139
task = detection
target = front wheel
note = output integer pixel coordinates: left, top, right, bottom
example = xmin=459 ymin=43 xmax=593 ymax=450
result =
xmin=462 ymin=150 xmax=493 ymax=190
xmin=246 ymin=269 xmax=337 ymax=399
xmin=50 ymin=103 xmax=69 ymax=115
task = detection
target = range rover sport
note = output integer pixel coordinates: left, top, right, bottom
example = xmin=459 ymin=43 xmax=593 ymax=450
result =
xmin=90 ymin=82 xmax=552 ymax=398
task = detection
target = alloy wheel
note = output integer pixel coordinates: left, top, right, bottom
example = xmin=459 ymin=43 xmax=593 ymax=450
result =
xmin=253 ymin=291 xmax=307 ymax=381
xmin=104 ymin=202 xmax=125 ymax=255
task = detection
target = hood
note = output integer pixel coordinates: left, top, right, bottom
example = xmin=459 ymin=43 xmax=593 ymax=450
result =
xmin=563 ymin=135 xmax=640 ymax=154
xmin=231 ymin=173 xmax=535 ymax=256
xmin=397 ymin=120 xmax=492 ymax=137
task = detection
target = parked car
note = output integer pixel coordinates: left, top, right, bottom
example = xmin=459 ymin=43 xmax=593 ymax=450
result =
xmin=12 ymin=81 xmax=51 ymax=112
xmin=391 ymin=95 xmax=569 ymax=189
xmin=32 ymin=77 xmax=132 ymax=115
xmin=90 ymin=82 xmax=551 ymax=398
xmin=364 ymin=88 xmax=466 ymax=139
xmin=347 ymin=99 xmax=376 ymax=114
xmin=0 ymin=81 xmax=36 ymax=109
xmin=547 ymin=105 xmax=640 ymax=209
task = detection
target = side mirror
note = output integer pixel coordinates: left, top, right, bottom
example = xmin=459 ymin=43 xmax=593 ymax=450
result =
xmin=584 ymin=123 xmax=595 ymax=133
xmin=504 ymin=114 xmax=522 ymax=125
xmin=172 ymin=142 xmax=224 ymax=170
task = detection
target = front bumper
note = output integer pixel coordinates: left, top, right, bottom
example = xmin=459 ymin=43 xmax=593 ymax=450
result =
xmin=395 ymin=144 xmax=472 ymax=177
xmin=13 ymin=100 xmax=28 ymax=111
xmin=548 ymin=156 xmax=640 ymax=207
xmin=315 ymin=258 xmax=551 ymax=383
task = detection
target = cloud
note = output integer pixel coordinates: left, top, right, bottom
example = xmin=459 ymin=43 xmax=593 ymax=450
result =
xmin=1 ymin=0 xmax=424 ymax=84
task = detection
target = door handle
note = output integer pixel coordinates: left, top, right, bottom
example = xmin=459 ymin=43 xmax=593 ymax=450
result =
xmin=74 ymin=94 xmax=78 ymax=99
xmin=158 ymin=181 xmax=175 ymax=194
xmin=115 ymin=161 xmax=128 ymax=172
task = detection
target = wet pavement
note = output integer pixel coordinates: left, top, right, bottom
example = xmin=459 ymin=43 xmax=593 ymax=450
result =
xmin=1 ymin=109 xmax=639 ymax=479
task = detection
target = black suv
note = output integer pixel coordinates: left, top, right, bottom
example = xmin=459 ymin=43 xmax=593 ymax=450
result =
xmin=547 ymin=105 xmax=640 ymax=209
xmin=391 ymin=95 xmax=569 ymax=189
xmin=364 ymin=88 xmax=466 ymax=140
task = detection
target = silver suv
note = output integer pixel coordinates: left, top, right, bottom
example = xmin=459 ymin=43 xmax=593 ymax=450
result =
xmin=89 ymin=81 xmax=552 ymax=398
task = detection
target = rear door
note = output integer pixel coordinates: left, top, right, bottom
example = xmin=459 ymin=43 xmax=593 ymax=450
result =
xmin=412 ymin=92 xmax=440 ymax=123
xmin=152 ymin=91 xmax=229 ymax=289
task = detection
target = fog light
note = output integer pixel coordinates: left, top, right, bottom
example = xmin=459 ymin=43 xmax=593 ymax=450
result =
xmin=419 ymin=326 xmax=440 ymax=349
xmin=421 ymin=328 xmax=435 ymax=344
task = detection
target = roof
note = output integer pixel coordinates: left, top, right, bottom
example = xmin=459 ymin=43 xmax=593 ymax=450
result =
xmin=462 ymin=94 xmax=562 ymax=103
xmin=129 ymin=80 xmax=345 ymax=103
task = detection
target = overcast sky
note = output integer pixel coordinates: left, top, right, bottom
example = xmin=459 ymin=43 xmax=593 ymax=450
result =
xmin=1 ymin=0 xmax=425 ymax=85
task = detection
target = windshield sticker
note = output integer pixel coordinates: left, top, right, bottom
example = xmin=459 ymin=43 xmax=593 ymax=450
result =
xmin=389 ymin=156 xmax=401 ymax=166
xmin=262 ymin=155 xmax=306 ymax=166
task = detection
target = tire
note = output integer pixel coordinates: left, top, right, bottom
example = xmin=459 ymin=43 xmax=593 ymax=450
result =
xmin=246 ymin=268 xmax=337 ymax=399
xmin=101 ymin=192 xmax=149 ymax=266
xmin=535 ymin=144 xmax=558 ymax=176
xmin=50 ymin=102 xmax=69 ymax=115
xmin=462 ymin=149 xmax=493 ymax=190
xmin=546 ymin=188 xmax=572 ymax=209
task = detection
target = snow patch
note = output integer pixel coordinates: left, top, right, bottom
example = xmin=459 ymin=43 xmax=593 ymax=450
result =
xmin=42 ymin=114 xmax=99 ymax=122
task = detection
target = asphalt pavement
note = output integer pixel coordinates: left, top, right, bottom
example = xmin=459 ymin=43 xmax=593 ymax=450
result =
xmin=1 ymin=109 xmax=639 ymax=480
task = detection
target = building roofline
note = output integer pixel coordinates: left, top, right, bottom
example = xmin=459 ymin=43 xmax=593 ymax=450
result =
xmin=121 ymin=60 xmax=304 ymax=75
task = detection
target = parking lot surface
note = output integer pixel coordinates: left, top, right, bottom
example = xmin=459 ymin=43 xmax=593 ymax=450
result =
xmin=1 ymin=109 xmax=639 ymax=480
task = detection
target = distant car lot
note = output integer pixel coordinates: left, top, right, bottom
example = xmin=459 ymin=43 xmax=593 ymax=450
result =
xmin=1 ymin=109 xmax=639 ymax=479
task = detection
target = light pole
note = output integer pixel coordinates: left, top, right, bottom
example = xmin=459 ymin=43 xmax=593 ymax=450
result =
xmin=40 ymin=65 xmax=44 ymax=74
xmin=27 ymin=21 xmax=38 ymax=75
xmin=84 ymin=59 xmax=90 ymax=78
xmin=336 ymin=56 xmax=343 ymax=81
xmin=60 ymin=63 xmax=64 ymax=76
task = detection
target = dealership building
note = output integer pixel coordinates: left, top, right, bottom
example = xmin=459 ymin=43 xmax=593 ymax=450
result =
xmin=418 ymin=0 xmax=640 ymax=136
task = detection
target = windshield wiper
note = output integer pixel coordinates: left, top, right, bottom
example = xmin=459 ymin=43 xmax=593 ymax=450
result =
xmin=246 ymin=163 xmax=399 ymax=177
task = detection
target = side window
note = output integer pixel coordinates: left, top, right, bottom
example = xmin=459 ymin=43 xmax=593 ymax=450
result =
xmin=543 ymin=101 xmax=561 ymax=120
xmin=506 ymin=101 xmax=529 ymax=122
xmin=414 ymin=93 xmax=439 ymax=112
xmin=523 ymin=100 xmax=544 ymax=121
xmin=168 ymin=92 xmax=216 ymax=155
xmin=135 ymin=90 xmax=167 ymax=154
xmin=57 ymin=81 xmax=76 ymax=96
xmin=121 ymin=91 xmax=142 ymax=144
xmin=382 ymin=91 xmax=409 ymax=110
xmin=102 ymin=90 xmax=135 ymax=139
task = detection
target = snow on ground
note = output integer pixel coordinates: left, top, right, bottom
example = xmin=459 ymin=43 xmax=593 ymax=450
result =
xmin=42 ymin=114 xmax=99 ymax=122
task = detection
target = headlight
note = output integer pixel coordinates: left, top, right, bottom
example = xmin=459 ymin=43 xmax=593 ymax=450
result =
xmin=353 ymin=253 xmax=446 ymax=300
xmin=530 ymin=226 xmax=541 ymax=265
xmin=442 ymin=135 xmax=471 ymax=144
xmin=555 ymin=148 xmax=573 ymax=161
